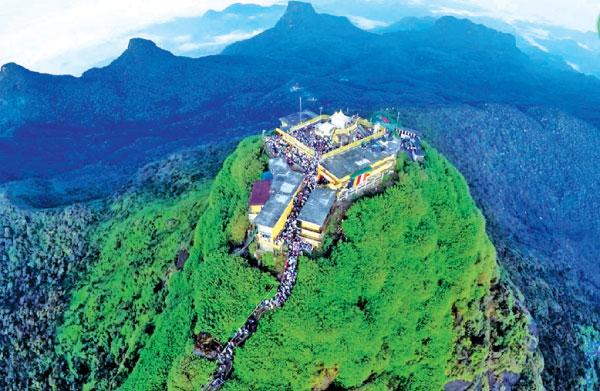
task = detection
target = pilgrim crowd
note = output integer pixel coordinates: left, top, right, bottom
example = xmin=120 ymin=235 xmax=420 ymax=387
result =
xmin=203 ymin=135 xmax=318 ymax=391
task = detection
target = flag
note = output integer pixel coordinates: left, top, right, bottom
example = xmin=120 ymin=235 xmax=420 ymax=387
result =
xmin=348 ymin=167 xmax=372 ymax=188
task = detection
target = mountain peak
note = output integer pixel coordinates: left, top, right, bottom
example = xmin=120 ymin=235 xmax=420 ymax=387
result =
xmin=82 ymin=38 xmax=174 ymax=78
xmin=1 ymin=62 xmax=27 ymax=74
xmin=0 ymin=62 xmax=32 ymax=81
xmin=277 ymin=1 xmax=317 ymax=28
xmin=222 ymin=1 xmax=370 ymax=62
xmin=119 ymin=37 xmax=173 ymax=62
xmin=126 ymin=38 xmax=160 ymax=53
xmin=286 ymin=1 xmax=315 ymax=13
xmin=120 ymin=37 xmax=175 ymax=61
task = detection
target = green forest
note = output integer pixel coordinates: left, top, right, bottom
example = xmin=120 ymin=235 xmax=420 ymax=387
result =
xmin=53 ymin=136 xmax=537 ymax=390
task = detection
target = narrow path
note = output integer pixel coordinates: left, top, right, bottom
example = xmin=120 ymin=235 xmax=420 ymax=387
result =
xmin=202 ymin=138 xmax=319 ymax=391
xmin=232 ymin=229 xmax=256 ymax=256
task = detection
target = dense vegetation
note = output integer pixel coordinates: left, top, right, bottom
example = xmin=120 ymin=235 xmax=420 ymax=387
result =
xmin=2 ymin=3 xmax=597 ymax=387
xmin=55 ymin=136 xmax=533 ymax=390
xmin=395 ymin=104 xmax=600 ymax=389
xmin=0 ymin=200 xmax=96 ymax=390
xmin=56 ymin=187 xmax=210 ymax=390
xmin=50 ymin=144 xmax=235 ymax=390
xmin=223 ymin=144 xmax=536 ymax=390
xmin=119 ymin=137 xmax=277 ymax=390
xmin=0 ymin=143 xmax=231 ymax=391
xmin=0 ymin=133 xmax=542 ymax=390
xmin=3 ymin=7 xmax=598 ymax=385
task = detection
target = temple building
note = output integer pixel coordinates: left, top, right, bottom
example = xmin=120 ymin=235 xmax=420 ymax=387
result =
xmin=318 ymin=137 xmax=404 ymax=199
xmin=276 ymin=110 xmax=383 ymax=152
xmin=253 ymin=158 xmax=303 ymax=252
xmin=329 ymin=110 xmax=351 ymax=129
xmin=249 ymin=110 xmax=426 ymax=253
xmin=297 ymin=188 xmax=337 ymax=248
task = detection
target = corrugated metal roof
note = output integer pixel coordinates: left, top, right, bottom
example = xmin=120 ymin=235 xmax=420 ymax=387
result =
xmin=298 ymin=187 xmax=337 ymax=228
xmin=249 ymin=180 xmax=271 ymax=207
xmin=320 ymin=137 xmax=403 ymax=180
xmin=254 ymin=159 xmax=303 ymax=229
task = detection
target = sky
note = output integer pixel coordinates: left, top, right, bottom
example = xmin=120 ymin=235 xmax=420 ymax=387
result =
xmin=0 ymin=0 xmax=598 ymax=75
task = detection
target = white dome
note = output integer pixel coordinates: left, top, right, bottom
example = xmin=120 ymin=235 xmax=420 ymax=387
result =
xmin=330 ymin=110 xmax=350 ymax=129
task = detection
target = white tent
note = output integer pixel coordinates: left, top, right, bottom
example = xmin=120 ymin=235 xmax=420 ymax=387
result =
xmin=330 ymin=110 xmax=350 ymax=129
xmin=316 ymin=122 xmax=336 ymax=137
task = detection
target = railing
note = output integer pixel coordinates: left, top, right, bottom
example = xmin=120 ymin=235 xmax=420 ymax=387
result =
xmin=275 ymin=128 xmax=315 ymax=157
xmin=288 ymin=114 xmax=329 ymax=132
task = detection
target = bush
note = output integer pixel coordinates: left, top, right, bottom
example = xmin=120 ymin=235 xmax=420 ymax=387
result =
xmin=228 ymin=145 xmax=498 ymax=390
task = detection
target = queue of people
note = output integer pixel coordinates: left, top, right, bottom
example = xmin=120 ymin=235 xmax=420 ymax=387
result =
xmin=203 ymin=135 xmax=318 ymax=391
xmin=289 ymin=125 xmax=334 ymax=155
xmin=203 ymin=122 xmax=419 ymax=391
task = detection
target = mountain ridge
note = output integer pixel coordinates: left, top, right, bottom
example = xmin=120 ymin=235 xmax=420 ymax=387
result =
xmin=2 ymin=2 xmax=600 ymax=206
xmin=1 ymin=2 xmax=598 ymax=388
xmin=2 ymin=2 xmax=600 ymax=205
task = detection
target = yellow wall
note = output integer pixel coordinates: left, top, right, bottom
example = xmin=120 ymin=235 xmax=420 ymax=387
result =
xmin=319 ymin=154 xmax=397 ymax=191
xmin=275 ymin=128 xmax=315 ymax=157
xmin=289 ymin=114 xmax=329 ymax=132
xmin=277 ymin=117 xmax=384 ymax=161
xmin=300 ymin=228 xmax=322 ymax=241
xmin=299 ymin=220 xmax=322 ymax=233
xmin=256 ymin=185 xmax=302 ymax=250
xmin=301 ymin=236 xmax=322 ymax=248
xmin=271 ymin=197 xmax=294 ymax=239
xmin=357 ymin=118 xmax=372 ymax=127
xmin=318 ymin=166 xmax=348 ymax=190
xmin=257 ymin=235 xmax=283 ymax=252
xmin=332 ymin=123 xmax=358 ymax=144
xmin=371 ymin=155 xmax=395 ymax=172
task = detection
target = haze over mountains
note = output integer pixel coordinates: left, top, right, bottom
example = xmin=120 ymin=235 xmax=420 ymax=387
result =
xmin=1 ymin=1 xmax=599 ymax=388
xmin=4 ymin=1 xmax=598 ymax=78
xmin=1 ymin=1 xmax=599 ymax=208
xmin=129 ymin=2 xmax=600 ymax=79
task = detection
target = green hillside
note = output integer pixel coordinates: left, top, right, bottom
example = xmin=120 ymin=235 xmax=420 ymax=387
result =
xmin=56 ymin=186 xmax=212 ymax=390
xmin=55 ymin=136 xmax=539 ymax=390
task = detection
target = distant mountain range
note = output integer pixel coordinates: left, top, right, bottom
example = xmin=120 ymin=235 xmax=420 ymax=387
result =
xmin=138 ymin=2 xmax=600 ymax=79
xmin=1 ymin=1 xmax=599 ymax=208
xmin=15 ymin=2 xmax=598 ymax=79
xmin=136 ymin=3 xmax=286 ymax=59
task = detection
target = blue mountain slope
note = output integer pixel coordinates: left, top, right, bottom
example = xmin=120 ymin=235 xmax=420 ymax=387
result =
xmin=223 ymin=1 xmax=375 ymax=70
xmin=1 ymin=2 xmax=599 ymax=388
xmin=1 ymin=1 xmax=599 ymax=208
xmin=225 ymin=6 xmax=600 ymax=122
xmin=0 ymin=42 xmax=294 ymax=206
xmin=468 ymin=17 xmax=600 ymax=78
xmin=379 ymin=14 xmax=600 ymax=79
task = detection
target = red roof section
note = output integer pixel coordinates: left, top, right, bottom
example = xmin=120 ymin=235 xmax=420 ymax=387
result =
xmin=249 ymin=180 xmax=271 ymax=206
